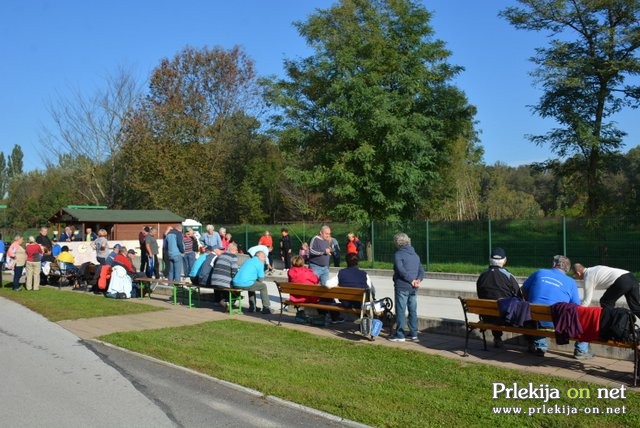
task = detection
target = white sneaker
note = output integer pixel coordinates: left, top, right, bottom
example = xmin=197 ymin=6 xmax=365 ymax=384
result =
xmin=388 ymin=336 xmax=405 ymax=342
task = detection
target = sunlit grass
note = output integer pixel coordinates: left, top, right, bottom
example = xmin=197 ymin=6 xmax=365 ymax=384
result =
xmin=102 ymin=320 xmax=640 ymax=427
xmin=0 ymin=280 xmax=164 ymax=321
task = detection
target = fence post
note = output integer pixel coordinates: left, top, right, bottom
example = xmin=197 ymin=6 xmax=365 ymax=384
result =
xmin=370 ymin=221 xmax=375 ymax=268
xmin=425 ymin=220 xmax=430 ymax=271
xmin=488 ymin=218 xmax=492 ymax=257
xmin=244 ymin=224 xmax=248 ymax=253
xmin=563 ymin=216 xmax=567 ymax=256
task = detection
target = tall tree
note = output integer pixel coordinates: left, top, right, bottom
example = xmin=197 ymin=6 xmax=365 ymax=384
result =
xmin=0 ymin=152 xmax=6 ymax=200
xmin=7 ymin=144 xmax=23 ymax=178
xmin=267 ymin=0 xmax=477 ymax=224
xmin=500 ymin=0 xmax=640 ymax=217
xmin=40 ymin=67 xmax=142 ymax=206
xmin=119 ymin=45 xmax=265 ymax=220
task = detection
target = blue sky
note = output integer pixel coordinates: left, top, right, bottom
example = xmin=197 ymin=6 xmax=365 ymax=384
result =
xmin=1 ymin=0 xmax=638 ymax=172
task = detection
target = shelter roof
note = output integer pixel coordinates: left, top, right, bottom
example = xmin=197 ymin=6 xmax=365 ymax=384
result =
xmin=48 ymin=208 xmax=184 ymax=224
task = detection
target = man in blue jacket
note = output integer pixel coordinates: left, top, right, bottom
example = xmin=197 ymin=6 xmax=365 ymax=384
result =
xmin=389 ymin=232 xmax=424 ymax=342
xmin=523 ymin=255 xmax=592 ymax=359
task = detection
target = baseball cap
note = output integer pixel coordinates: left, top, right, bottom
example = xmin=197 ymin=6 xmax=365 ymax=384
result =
xmin=113 ymin=244 xmax=122 ymax=249
xmin=490 ymin=247 xmax=506 ymax=260
xmin=127 ymin=249 xmax=136 ymax=255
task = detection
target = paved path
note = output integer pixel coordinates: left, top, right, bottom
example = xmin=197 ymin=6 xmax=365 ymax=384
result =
xmin=55 ymin=283 xmax=636 ymax=389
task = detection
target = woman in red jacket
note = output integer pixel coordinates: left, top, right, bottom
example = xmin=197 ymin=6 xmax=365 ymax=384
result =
xmin=287 ymin=255 xmax=321 ymax=304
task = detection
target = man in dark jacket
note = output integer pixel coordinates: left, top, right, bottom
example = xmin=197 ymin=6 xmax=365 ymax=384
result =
xmin=476 ymin=247 xmax=522 ymax=348
xmin=389 ymin=233 xmax=424 ymax=342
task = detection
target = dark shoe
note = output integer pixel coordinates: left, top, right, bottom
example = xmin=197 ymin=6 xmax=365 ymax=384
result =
xmin=494 ymin=338 xmax=504 ymax=349
xmin=261 ymin=307 xmax=272 ymax=315
xmin=534 ymin=349 xmax=545 ymax=357
xmin=248 ymin=306 xmax=260 ymax=313
xmin=330 ymin=317 xmax=345 ymax=324
xmin=388 ymin=336 xmax=406 ymax=342
xmin=574 ymin=352 xmax=594 ymax=360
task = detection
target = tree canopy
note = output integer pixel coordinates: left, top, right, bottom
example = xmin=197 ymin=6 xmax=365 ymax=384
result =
xmin=267 ymin=0 xmax=477 ymax=224
xmin=500 ymin=0 xmax=640 ymax=217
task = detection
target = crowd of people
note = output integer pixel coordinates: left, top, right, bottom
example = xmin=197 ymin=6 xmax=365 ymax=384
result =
xmin=4 ymin=222 xmax=637 ymax=359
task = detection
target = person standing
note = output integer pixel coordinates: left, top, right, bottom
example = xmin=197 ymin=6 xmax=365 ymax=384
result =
xmin=93 ymin=229 xmax=109 ymax=265
xmin=258 ymin=230 xmax=274 ymax=273
xmin=280 ymin=228 xmax=292 ymax=270
xmin=138 ymin=226 xmax=149 ymax=273
xmin=182 ymin=228 xmax=197 ymax=279
xmin=10 ymin=235 xmax=26 ymax=291
xmin=476 ymin=247 xmax=522 ymax=348
xmin=25 ymin=236 xmax=43 ymax=291
xmin=0 ymin=233 xmax=4 ymax=272
xmin=308 ymin=225 xmax=332 ymax=285
xmin=36 ymin=226 xmax=52 ymax=250
xmin=145 ymin=227 xmax=160 ymax=279
xmin=573 ymin=263 xmax=640 ymax=318
xmin=389 ymin=232 xmax=424 ymax=343
xmin=523 ymin=255 xmax=592 ymax=359
xmin=330 ymin=237 xmax=341 ymax=268
xmin=165 ymin=224 xmax=185 ymax=281
xmin=84 ymin=227 xmax=97 ymax=242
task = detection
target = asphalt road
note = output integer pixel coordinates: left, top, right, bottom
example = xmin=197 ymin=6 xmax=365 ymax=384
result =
xmin=0 ymin=297 xmax=360 ymax=428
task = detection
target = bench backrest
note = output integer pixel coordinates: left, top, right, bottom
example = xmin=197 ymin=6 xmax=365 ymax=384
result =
xmin=277 ymin=282 xmax=369 ymax=303
xmin=461 ymin=298 xmax=553 ymax=323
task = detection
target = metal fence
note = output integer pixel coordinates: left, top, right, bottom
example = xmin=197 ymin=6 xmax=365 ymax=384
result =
xmin=225 ymin=217 xmax=640 ymax=271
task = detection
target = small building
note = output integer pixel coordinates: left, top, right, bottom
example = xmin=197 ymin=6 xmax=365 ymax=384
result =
xmin=48 ymin=207 xmax=185 ymax=241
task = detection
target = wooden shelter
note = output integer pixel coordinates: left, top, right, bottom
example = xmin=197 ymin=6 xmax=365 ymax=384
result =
xmin=48 ymin=207 xmax=185 ymax=241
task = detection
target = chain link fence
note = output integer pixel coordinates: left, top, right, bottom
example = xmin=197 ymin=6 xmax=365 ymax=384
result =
xmin=224 ymin=217 xmax=640 ymax=272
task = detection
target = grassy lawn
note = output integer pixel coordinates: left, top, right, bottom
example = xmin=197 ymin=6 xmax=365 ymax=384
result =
xmin=101 ymin=320 xmax=640 ymax=427
xmin=0 ymin=281 xmax=164 ymax=321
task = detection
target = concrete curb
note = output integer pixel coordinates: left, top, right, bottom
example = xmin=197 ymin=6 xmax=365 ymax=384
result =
xmin=91 ymin=340 xmax=371 ymax=428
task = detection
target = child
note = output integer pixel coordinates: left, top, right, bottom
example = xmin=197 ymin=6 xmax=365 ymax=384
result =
xmin=298 ymin=242 xmax=310 ymax=265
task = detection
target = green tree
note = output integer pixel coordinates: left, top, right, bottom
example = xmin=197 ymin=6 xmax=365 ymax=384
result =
xmin=0 ymin=152 xmax=6 ymax=200
xmin=480 ymin=163 xmax=543 ymax=219
xmin=267 ymin=0 xmax=477 ymax=224
xmin=7 ymin=167 xmax=76 ymax=229
xmin=7 ymin=144 xmax=23 ymax=178
xmin=119 ymin=45 xmax=264 ymax=220
xmin=500 ymin=0 xmax=640 ymax=217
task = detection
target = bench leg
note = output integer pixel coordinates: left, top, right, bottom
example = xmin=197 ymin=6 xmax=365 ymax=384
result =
xmin=173 ymin=285 xmax=178 ymax=305
xmin=634 ymin=345 xmax=639 ymax=387
xmin=481 ymin=330 xmax=488 ymax=351
xmin=463 ymin=327 xmax=470 ymax=357
xmin=227 ymin=290 xmax=243 ymax=315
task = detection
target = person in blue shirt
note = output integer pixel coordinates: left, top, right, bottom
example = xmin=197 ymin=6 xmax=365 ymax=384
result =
xmin=232 ymin=250 xmax=272 ymax=314
xmin=523 ymin=255 xmax=592 ymax=359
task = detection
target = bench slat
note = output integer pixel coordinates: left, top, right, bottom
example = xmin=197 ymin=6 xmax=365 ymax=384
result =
xmin=277 ymin=282 xmax=367 ymax=302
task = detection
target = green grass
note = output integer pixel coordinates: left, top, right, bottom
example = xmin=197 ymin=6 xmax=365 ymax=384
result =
xmin=101 ymin=320 xmax=640 ymax=427
xmin=0 ymin=281 xmax=165 ymax=321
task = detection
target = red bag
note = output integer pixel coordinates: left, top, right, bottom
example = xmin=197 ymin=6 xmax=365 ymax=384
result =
xmin=98 ymin=265 xmax=112 ymax=291
xmin=289 ymin=295 xmax=321 ymax=304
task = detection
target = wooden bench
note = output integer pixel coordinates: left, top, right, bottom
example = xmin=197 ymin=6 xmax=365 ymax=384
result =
xmin=459 ymin=297 xmax=639 ymax=386
xmin=275 ymin=282 xmax=373 ymax=337
xmin=136 ymin=277 xmax=200 ymax=307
